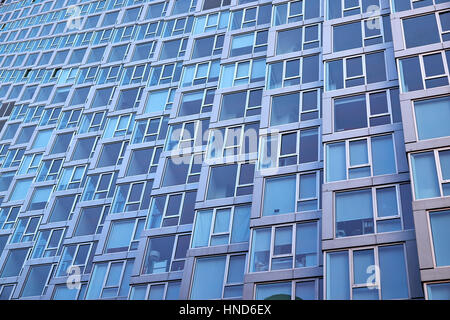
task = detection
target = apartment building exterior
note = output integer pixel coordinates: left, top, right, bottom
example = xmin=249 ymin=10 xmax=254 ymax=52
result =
xmin=0 ymin=0 xmax=447 ymax=300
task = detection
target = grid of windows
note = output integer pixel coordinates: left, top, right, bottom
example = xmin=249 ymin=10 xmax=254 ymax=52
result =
xmin=0 ymin=0 xmax=444 ymax=301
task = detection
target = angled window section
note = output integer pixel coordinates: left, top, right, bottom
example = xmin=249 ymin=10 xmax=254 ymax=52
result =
xmin=162 ymin=154 xmax=203 ymax=187
xmin=219 ymin=88 xmax=262 ymax=121
xmin=334 ymin=89 xmax=401 ymax=132
xmin=107 ymin=44 xmax=129 ymax=63
xmin=77 ymin=66 xmax=100 ymax=84
xmin=146 ymin=1 xmax=168 ymax=19
xmin=399 ymin=51 xmax=450 ymax=92
xmin=190 ymin=254 xmax=246 ymax=299
xmin=105 ymin=218 xmax=145 ymax=253
xmin=326 ymin=134 xmax=397 ymax=182
xmin=326 ymin=51 xmax=387 ymax=90
xmin=230 ymin=4 xmax=271 ymax=30
xmin=148 ymin=62 xmax=183 ymax=86
xmin=56 ymin=165 xmax=87 ymax=191
xmin=48 ymin=195 xmax=79 ymax=223
xmin=142 ymin=233 xmax=191 ymax=274
xmin=56 ymin=242 xmax=97 ymax=278
xmin=11 ymin=216 xmax=41 ymax=243
xmin=126 ymin=147 xmax=160 ymax=176
xmin=28 ymin=186 xmax=53 ymax=211
xmin=276 ymin=25 xmax=320 ymax=55
xmin=166 ymin=119 xmax=209 ymax=151
xmin=268 ymin=54 xmax=320 ymax=89
xmin=273 ymin=0 xmax=321 ymax=25
xmin=2 ymin=148 xmax=25 ymax=168
xmin=427 ymin=208 xmax=450 ymax=271
xmin=327 ymin=0 xmax=380 ymax=20
xmin=230 ymin=30 xmax=268 ymax=57
xmin=255 ymin=279 xmax=323 ymax=300
xmin=426 ymin=282 xmax=450 ymax=300
xmin=172 ymin=0 xmax=197 ymax=14
xmin=147 ymin=191 xmax=196 ymax=229
xmin=192 ymin=34 xmax=224 ymax=59
xmin=261 ymin=172 xmax=322 ymax=216
xmin=207 ymin=122 xmax=259 ymax=159
xmin=181 ymin=59 xmax=220 ymax=87
xmin=178 ymin=89 xmax=215 ymax=116
xmin=103 ymin=114 xmax=135 ymax=138
xmin=259 ymin=128 xmax=320 ymax=168
xmin=326 ymin=244 xmax=409 ymax=300
xmin=52 ymin=283 xmax=88 ymax=300
xmin=18 ymin=153 xmax=43 ymax=175
xmin=79 ymin=111 xmax=106 ymax=133
xmin=270 ymin=92 xmax=318 ymax=126
xmin=102 ymin=10 xmax=119 ymax=27
xmin=219 ymin=58 xmax=266 ymax=88
xmin=87 ymin=46 xmax=106 ymax=64
xmin=333 ymin=16 xmax=392 ymax=52
xmin=131 ymin=115 xmax=169 ymax=144
xmin=0 ymin=206 xmax=21 ymax=230
xmin=414 ymin=96 xmax=450 ymax=141
xmin=82 ymin=172 xmax=118 ymax=201
xmin=411 ymin=148 xmax=450 ymax=199
xmin=51 ymin=86 xmax=71 ymax=105
xmin=121 ymin=64 xmax=151 ymax=85
xmin=74 ymin=206 xmax=109 ymax=236
xmin=2 ymin=123 xmax=19 ymax=141
xmin=10 ymin=104 xmax=28 ymax=122
xmin=52 ymin=49 xmax=69 ymax=65
xmin=9 ymin=178 xmax=33 ymax=201
xmin=137 ymin=22 xmax=164 ymax=40
xmin=0 ymin=145 xmax=9 ymax=167
xmin=71 ymin=137 xmax=98 ymax=161
xmin=145 ymin=88 xmax=176 ymax=113
xmin=202 ymin=0 xmax=231 ymax=10
xmin=249 ymin=222 xmax=319 ymax=272
xmin=31 ymin=228 xmax=65 ymax=259
xmin=111 ymin=180 xmax=153 ymax=213
xmin=50 ymin=132 xmax=73 ymax=155
xmin=122 ymin=6 xmax=142 ymax=23
xmin=206 ymin=162 xmax=255 ymax=200
xmin=115 ymin=88 xmax=143 ymax=111
xmin=113 ymin=26 xmax=137 ymax=43
xmin=36 ymin=159 xmax=63 ymax=182
xmin=21 ymin=86 xmax=37 ymax=101
xmin=0 ymin=248 xmax=29 ymax=277
xmin=163 ymin=16 xmax=194 ymax=37
xmin=131 ymin=42 xmax=156 ymax=62
xmin=69 ymin=87 xmax=90 ymax=107
xmin=91 ymin=87 xmax=115 ymax=109
xmin=97 ymin=140 xmax=129 ymax=168
xmin=40 ymin=108 xmax=62 ymax=126
xmin=58 ymin=109 xmax=82 ymax=130
xmin=193 ymin=11 xmax=230 ymax=34
xmin=335 ymin=184 xmax=411 ymax=237
xmin=84 ymin=14 xmax=100 ymax=29
xmin=159 ymin=38 xmax=188 ymax=60
xmin=402 ymin=12 xmax=444 ymax=48
xmin=85 ymin=259 xmax=134 ymax=300
xmin=97 ymin=65 xmax=123 ymax=84
xmin=192 ymin=205 xmax=251 ymax=248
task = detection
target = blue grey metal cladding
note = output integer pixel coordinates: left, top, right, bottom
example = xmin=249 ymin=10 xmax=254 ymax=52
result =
xmin=0 ymin=0 xmax=447 ymax=300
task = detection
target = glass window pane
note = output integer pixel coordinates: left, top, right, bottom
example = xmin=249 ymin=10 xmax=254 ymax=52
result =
xmin=414 ymin=96 xmax=450 ymax=140
xmin=263 ymin=175 xmax=296 ymax=216
xmin=411 ymin=152 xmax=440 ymax=199
xmin=190 ymin=256 xmax=226 ymax=299
xmin=335 ymin=189 xmax=373 ymax=237
xmin=429 ymin=210 xmax=450 ymax=267
xmin=378 ymin=245 xmax=409 ymax=299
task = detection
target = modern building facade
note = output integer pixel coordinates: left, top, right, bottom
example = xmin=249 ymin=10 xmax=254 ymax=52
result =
xmin=0 ymin=0 xmax=447 ymax=300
